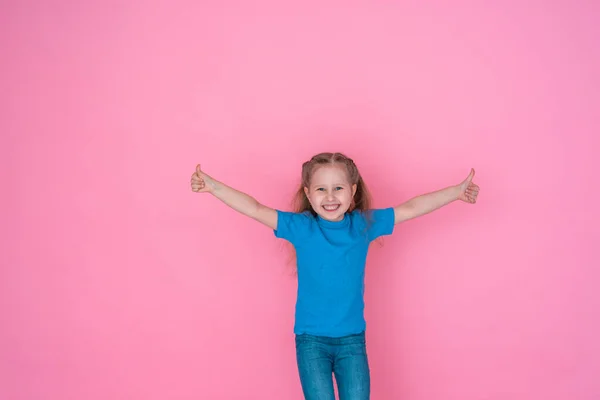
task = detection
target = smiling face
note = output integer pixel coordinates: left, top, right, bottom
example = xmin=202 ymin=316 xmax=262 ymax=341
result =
xmin=304 ymin=164 xmax=358 ymax=222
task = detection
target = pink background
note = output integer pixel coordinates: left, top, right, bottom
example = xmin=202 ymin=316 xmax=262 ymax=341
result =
xmin=2 ymin=1 xmax=599 ymax=399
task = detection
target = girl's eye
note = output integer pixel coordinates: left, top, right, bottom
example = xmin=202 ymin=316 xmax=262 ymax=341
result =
xmin=317 ymin=188 xmax=325 ymax=191
xmin=335 ymin=187 xmax=343 ymax=191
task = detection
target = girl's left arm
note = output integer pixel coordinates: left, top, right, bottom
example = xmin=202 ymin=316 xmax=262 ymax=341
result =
xmin=393 ymin=168 xmax=479 ymax=224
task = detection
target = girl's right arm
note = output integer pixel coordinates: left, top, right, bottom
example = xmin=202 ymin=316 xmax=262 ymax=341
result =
xmin=191 ymin=164 xmax=278 ymax=230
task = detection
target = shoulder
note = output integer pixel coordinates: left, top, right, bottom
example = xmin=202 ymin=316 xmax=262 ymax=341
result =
xmin=274 ymin=210 xmax=316 ymax=241
xmin=351 ymin=208 xmax=395 ymax=240
xmin=369 ymin=207 xmax=395 ymax=221
xmin=350 ymin=207 xmax=395 ymax=223
xmin=277 ymin=210 xmax=314 ymax=224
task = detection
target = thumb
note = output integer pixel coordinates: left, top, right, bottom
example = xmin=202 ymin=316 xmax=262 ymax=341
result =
xmin=196 ymin=164 xmax=202 ymax=176
xmin=465 ymin=168 xmax=475 ymax=182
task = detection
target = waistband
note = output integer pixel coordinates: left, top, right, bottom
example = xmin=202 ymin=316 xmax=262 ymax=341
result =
xmin=295 ymin=331 xmax=365 ymax=345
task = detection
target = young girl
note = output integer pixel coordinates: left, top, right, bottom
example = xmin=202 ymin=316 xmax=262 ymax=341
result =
xmin=191 ymin=152 xmax=479 ymax=400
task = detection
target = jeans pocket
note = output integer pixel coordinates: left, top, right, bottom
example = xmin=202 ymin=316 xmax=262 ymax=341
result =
xmin=295 ymin=333 xmax=308 ymax=345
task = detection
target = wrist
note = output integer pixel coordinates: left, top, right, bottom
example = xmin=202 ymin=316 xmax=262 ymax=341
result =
xmin=453 ymin=184 xmax=461 ymax=200
xmin=208 ymin=178 xmax=222 ymax=194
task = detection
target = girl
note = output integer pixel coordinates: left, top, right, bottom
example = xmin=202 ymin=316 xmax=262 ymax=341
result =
xmin=190 ymin=152 xmax=479 ymax=400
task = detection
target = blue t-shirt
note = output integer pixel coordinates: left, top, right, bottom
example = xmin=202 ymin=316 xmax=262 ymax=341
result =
xmin=274 ymin=208 xmax=395 ymax=337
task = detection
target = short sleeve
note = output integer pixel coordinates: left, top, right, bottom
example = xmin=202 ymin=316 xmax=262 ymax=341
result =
xmin=273 ymin=210 xmax=312 ymax=245
xmin=366 ymin=207 xmax=395 ymax=242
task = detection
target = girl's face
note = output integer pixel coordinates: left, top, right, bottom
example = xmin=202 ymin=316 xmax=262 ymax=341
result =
xmin=304 ymin=164 xmax=357 ymax=222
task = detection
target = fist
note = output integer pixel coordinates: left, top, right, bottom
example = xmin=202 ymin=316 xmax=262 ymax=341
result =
xmin=190 ymin=164 xmax=214 ymax=193
xmin=458 ymin=168 xmax=479 ymax=204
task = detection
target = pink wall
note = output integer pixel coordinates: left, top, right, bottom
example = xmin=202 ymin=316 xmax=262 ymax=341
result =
xmin=2 ymin=1 xmax=598 ymax=399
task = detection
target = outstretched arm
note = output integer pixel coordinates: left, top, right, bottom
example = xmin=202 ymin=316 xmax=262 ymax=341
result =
xmin=191 ymin=164 xmax=277 ymax=230
xmin=393 ymin=168 xmax=479 ymax=224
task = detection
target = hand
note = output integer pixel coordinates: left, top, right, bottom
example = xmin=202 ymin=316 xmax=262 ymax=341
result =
xmin=191 ymin=164 xmax=216 ymax=193
xmin=457 ymin=168 xmax=479 ymax=204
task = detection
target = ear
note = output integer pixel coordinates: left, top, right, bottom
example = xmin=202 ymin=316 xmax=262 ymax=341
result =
xmin=352 ymin=184 xmax=357 ymax=197
xmin=304 ymin=187 xmax=309 ymax=197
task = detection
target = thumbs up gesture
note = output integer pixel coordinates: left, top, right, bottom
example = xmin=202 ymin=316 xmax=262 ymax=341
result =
xmin=457 ymin=168 xmax=479 ymax=204
xmin=191 ymin=164 xmax=216 ymax=193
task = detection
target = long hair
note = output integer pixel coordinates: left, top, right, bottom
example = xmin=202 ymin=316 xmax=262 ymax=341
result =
xmin=292 ymin=152 xmax=372 ymax=214
xmin=284 ymin=152 xmax=377 ymax=271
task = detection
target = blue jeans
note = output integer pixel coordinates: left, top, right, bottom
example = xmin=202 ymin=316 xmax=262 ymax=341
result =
xmin=295 ymin=331 xmax=370 ymax=400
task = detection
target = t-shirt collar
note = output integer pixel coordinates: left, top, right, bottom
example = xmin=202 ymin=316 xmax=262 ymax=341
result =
xmin=317 ymin=213 xmax=350 ymax=229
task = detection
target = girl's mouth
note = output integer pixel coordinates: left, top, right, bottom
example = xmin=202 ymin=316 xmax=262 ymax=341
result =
xmin=322 ymin=204 xmax=340 ymax=212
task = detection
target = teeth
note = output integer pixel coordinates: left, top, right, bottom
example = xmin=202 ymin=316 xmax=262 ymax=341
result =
xmin=323 ymin=205 xmax=340 ymax=210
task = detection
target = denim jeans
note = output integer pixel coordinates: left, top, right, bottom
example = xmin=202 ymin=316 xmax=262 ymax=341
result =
xmin=295 ymin=331 xmax=370 ymax=400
